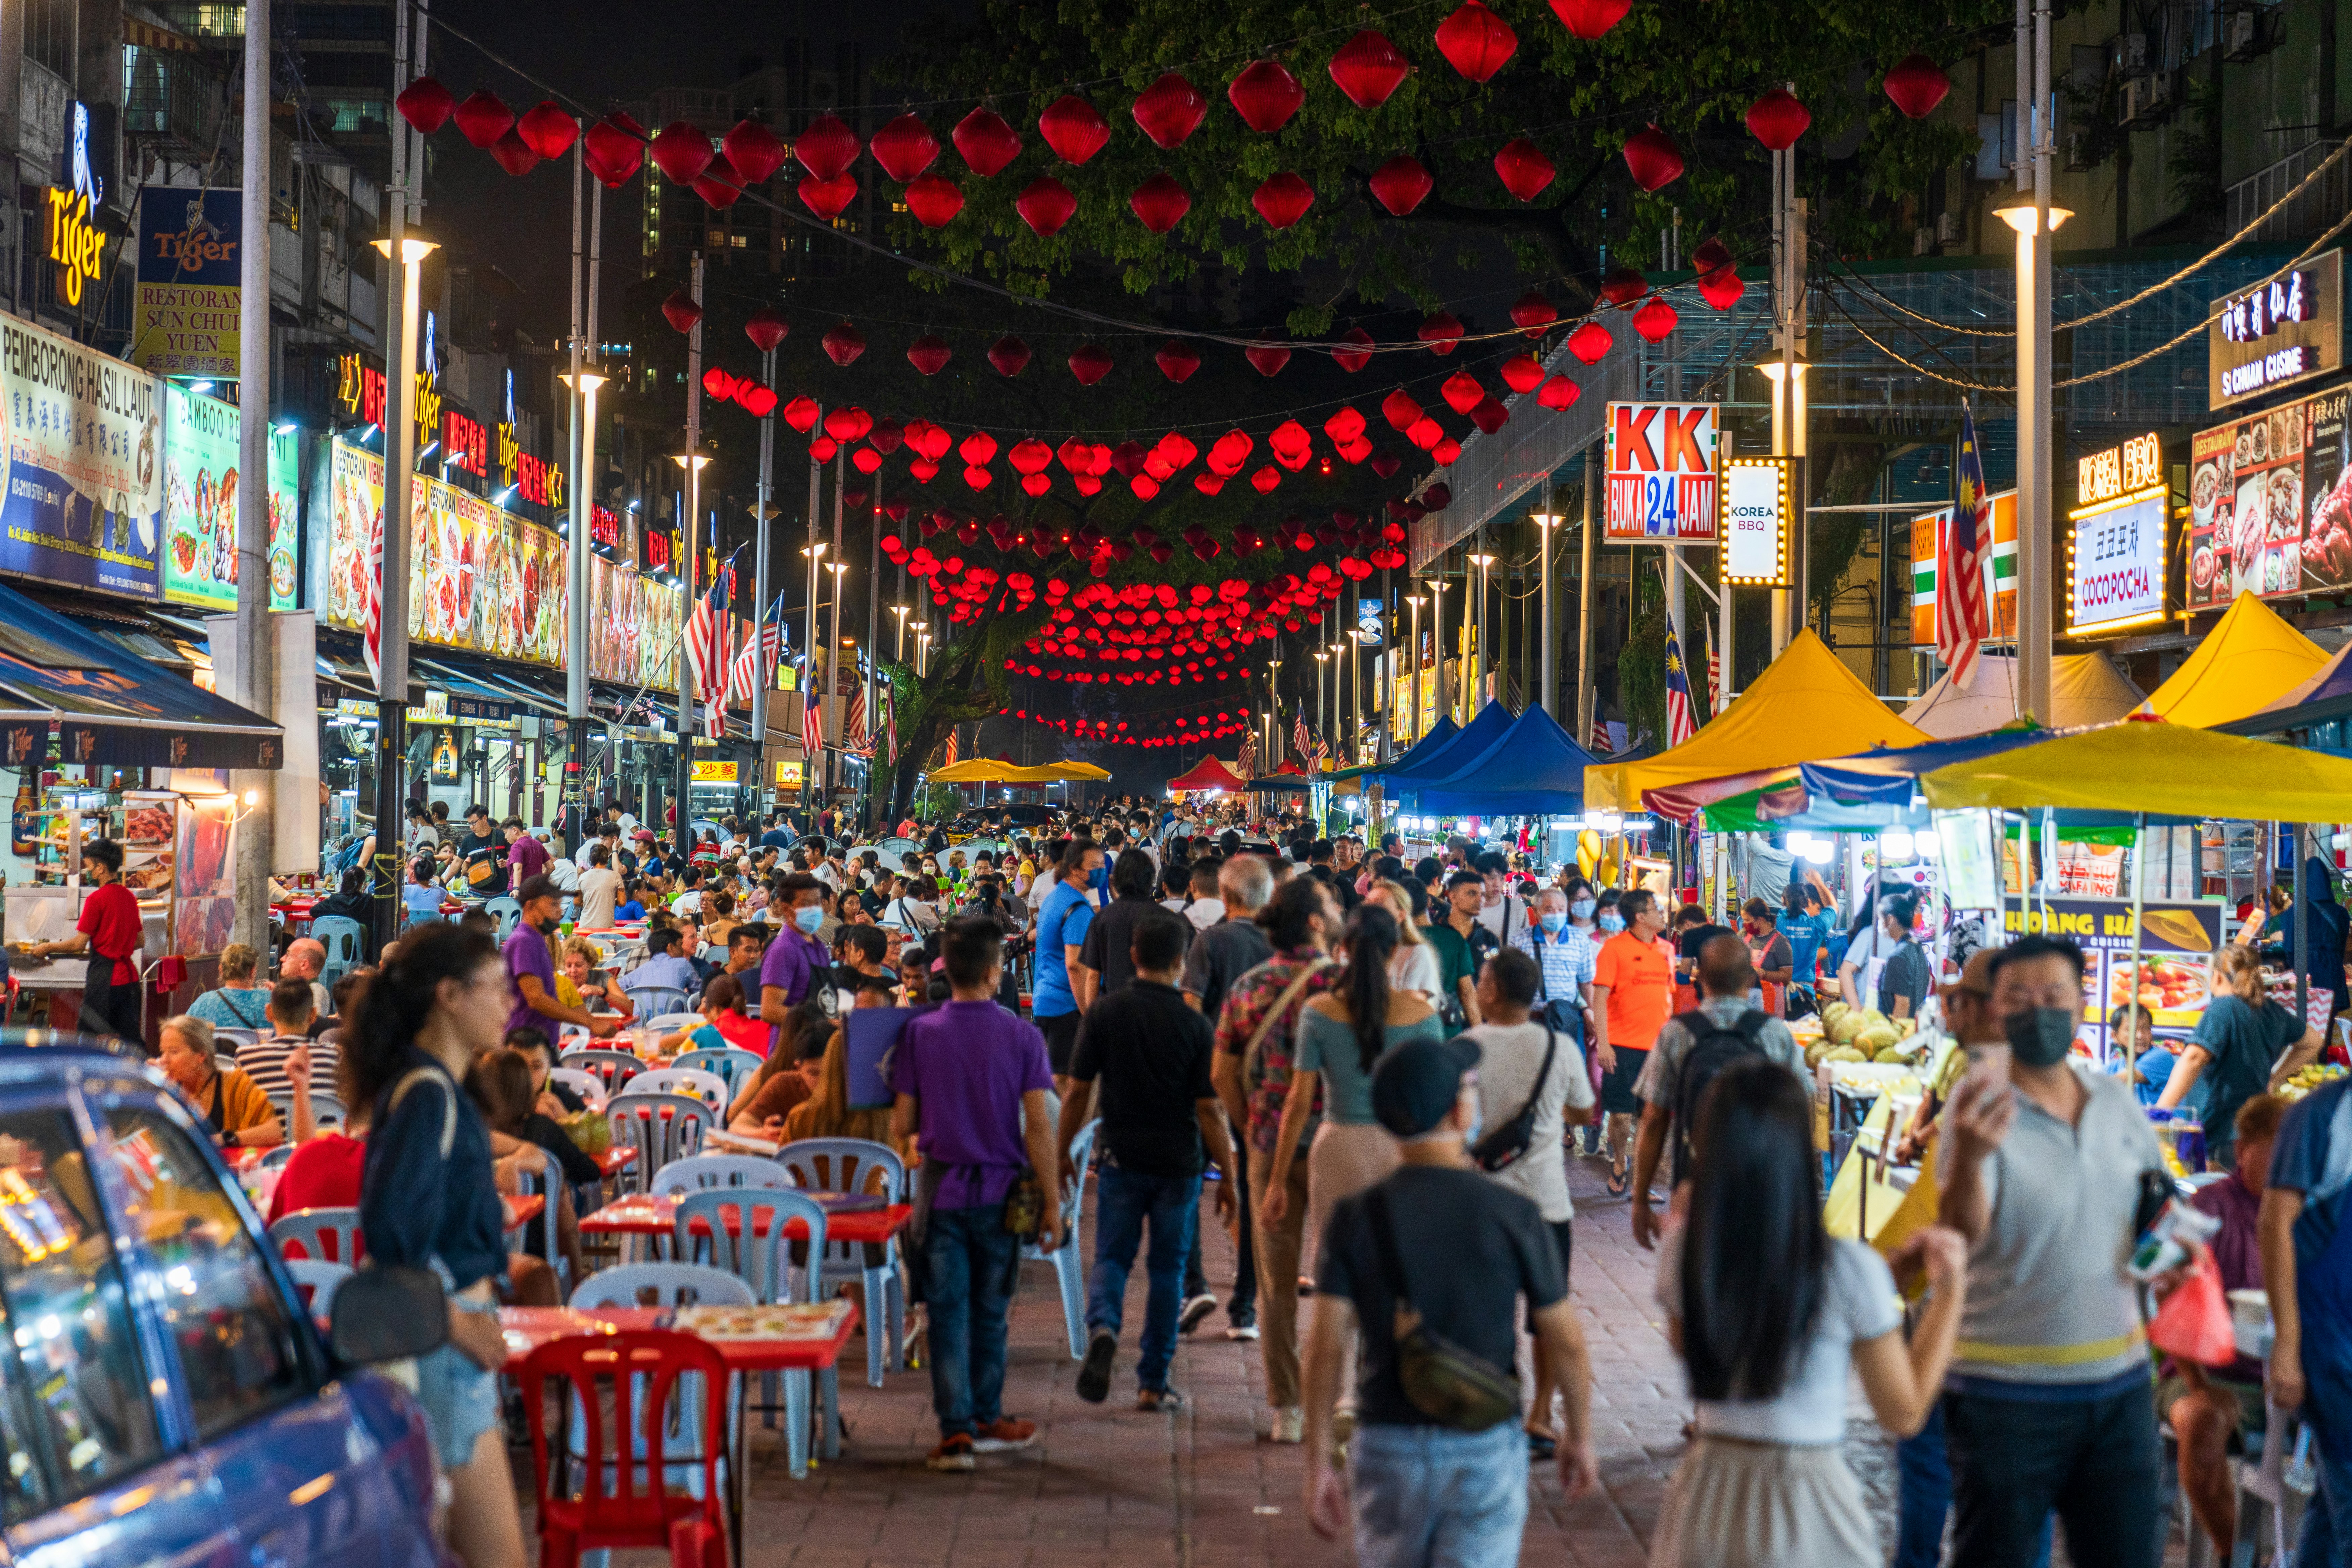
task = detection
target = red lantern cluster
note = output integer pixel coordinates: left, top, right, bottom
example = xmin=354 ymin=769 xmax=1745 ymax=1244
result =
xmin=996 ymin=704 xmax=1254 ymax=749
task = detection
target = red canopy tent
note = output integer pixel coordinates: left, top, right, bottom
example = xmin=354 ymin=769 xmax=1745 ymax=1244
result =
xmin=1166 ymin=755 xmax=1248 ymax=793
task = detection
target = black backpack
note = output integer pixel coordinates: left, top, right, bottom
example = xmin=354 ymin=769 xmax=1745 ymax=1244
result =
xmin=1668 ymin=1007 xmax=1769 ymax=1184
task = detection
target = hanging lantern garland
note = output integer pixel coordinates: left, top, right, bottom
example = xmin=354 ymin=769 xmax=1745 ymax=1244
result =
xmin=996 ymin=704 xmax=1255 ymax=749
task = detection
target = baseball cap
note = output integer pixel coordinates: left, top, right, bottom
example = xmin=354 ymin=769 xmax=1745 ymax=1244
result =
xmin=1370 ymin=1034 xmax=1482 ymax=1139
xmin=633 ymin=828 xmax=656 ymax=842
xmin=516 ymin=873 xmax=562 ymax=905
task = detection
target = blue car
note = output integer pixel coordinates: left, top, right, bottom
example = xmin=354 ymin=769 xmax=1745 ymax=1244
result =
xmin=0 ymin=1033 xmax=444 ymax=1568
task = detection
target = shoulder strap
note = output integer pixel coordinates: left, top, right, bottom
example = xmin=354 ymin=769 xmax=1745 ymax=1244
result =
xmin=1242 ymin=958 xmax=1335 ymax=1078
xmin=388 ymin=1065 xmax=459 ymax=1160
xmin=1735 ymin=1009 xmax=1768 ymax=1042
xmin=1526 ymin=1027 xmax=1557 ymax=1102
xmin=1364 ymin=1181 xmax=1414 ymax=1311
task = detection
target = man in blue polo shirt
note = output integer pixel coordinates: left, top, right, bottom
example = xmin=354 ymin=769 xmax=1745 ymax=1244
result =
xmin=1031 ymin=837 xmax=1102 ymax=1092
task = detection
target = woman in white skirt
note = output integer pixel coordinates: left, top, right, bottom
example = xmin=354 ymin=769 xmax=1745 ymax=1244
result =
xmin=1652 ymin=1059 xmax=1967 ymax=1568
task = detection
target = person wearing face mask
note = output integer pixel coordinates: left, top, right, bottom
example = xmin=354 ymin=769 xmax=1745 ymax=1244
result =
xmin=1741 ymin=898 xmax=1796 ymax=1016
xmin=758 ymin=872 xmax=835 ymax=1052
xmin=1934 ymin=934 xmax=2167 ymax=1568
xmin=1588 ymin=889 xmax=1674 ymax=1198
xmin=1594 ymin=888 xmax=1626 ymax=935
xmin=1511 ymin=886 xmax=1597 ymax=1046
xmin=503 ymin=875 xmax=619 ymax=1042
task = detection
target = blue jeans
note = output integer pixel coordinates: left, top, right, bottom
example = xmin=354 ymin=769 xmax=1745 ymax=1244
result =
xmin=921 ymin=1201 xmax=1019 ymax=1438
xmin=1897 ymin=1401 xmax=2054 ymax=1568
xmin=1349 ymin=1421 xmax=1528 ymax=1568
xmin=1086 ymin=1163 xmax=1199 ymax=1392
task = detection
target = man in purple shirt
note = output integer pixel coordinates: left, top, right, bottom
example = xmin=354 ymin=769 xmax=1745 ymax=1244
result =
xmin=504 ymin=820 xmax=552 ymax=885
xmin=891 ymin=915 xmax=1062 ymax=1473
xmin=759 ymin=872 xmax=830 ymax=1047
xmin=504 ymin=874 xmax=612 ymax=1041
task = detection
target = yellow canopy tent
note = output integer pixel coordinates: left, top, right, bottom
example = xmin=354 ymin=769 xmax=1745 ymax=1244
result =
xmin=1584 ymin=628 xmax=1928 ymax=812
xmin=2136 ymin=591 xmax=2327 ymax=728
xmin=1919 ymin=718 xmax=2352 ymax=819
xmin=928 ymin=757 xmax=1030 ymax=782
xmin=1008 ymin=760 xmax=1112 ymax=782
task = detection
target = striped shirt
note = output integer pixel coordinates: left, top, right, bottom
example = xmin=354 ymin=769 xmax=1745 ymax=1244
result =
xmin=1511 ymin=923 xmax=1598 ymax=1008
xmin=237 ymin=1035 xmax=338 ymax=1106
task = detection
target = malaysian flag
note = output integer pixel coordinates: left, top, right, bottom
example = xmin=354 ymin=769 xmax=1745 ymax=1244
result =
xmin=942 ymin=725 xmax=960 ymax=768
xmin=1292 ymin=710 xmax=1312 ymax=765
xmin=1940 ymin=400 xmax=1993 ymax=689
xmin=879 ymin=681 xmax=898 ymax=763
xmin=1708 ymin=648 xmax=1721 ymax=715
xmin=845 ymin=678 xmax=869 ymax=754
xmin=727 ymin=592 xmax=786 ymax=712
xmin=1237 ymin=732 xmax=1257 ymax=779
xmin=361 ymin=499 xmax=385 ymax=686
xmin=682 ymin=579 xmax=732 ymax=740
xmin=1664 ymin=622 xmax=1700 ymax=746
xmin=799 ymin=663 xmax=822 ymax=758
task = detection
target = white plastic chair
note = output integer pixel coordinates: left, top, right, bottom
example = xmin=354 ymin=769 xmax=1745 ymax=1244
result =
xmin=548 ymin=1067 xmax=606 ymax=1111
xmin=1021 ymin=1118 xmax=1097 ymax=1358
xmin=630 ymin=1068 xmax=730 ymax=1115
xmin=284 ymin=1259 xmax=351 ymax=1323
xmin=775 ymin=1138 xmax=907 ymax=1386
xmin=559 ymin=1048 xmax=645 ymax=1100
xmin=270 ymin=1206 xmax=361 ymax=1267
xmin=563 ymin=1264 xmax=749 ymax=1501
xmin=639 ymin=1012 xmax=707 ymax=1038
xmin=651 ymin=1154 xmax=794 ymax=1199
xmin=674 ymin=1046 xmax=764 ymax=1097
xmin=673 ymin=1185 xmax=837 ymax=1475
xmin=604 ymin=1091 xmax=713 ymax=1182
xmin=211 ymin=1025 xmax=261 ymax=1058
xmin=512 ymin=1160 xmax=567 ymax=1292
xmin=627 ymin=986 xmax=693 ymax=1020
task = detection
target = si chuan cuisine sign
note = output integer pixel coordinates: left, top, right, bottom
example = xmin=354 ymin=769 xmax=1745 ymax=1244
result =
xmin=0 ymin=313 xmax=163 ymax=599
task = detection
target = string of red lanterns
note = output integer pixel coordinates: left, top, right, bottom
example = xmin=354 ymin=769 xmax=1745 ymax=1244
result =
xmin=996 ymin=705 xmax=1255 ymax=748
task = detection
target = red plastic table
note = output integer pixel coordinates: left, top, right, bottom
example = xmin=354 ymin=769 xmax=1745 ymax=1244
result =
xmin=580 ymin=1194 xmax=910 ymax=1245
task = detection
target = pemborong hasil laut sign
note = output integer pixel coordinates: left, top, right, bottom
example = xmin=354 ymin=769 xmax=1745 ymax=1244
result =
xmin=0 ymin=314 xmax=163 ymax=599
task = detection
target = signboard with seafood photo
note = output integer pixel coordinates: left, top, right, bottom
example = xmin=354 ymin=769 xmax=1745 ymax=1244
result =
xmin=323 ymin=439 xmax=568 ymax=665
xmin=0 ymin=313 xmax=163 ymax=599
xmin=2189 ymin=386 xmax=2352 ymax=608
xmin=588 ymin=553 xmax=683 ymax=693
xmin=160 ymin=387 xmax=297 ymax=612
xmin=1999 ymin=897 xmax=2223 ymax=1062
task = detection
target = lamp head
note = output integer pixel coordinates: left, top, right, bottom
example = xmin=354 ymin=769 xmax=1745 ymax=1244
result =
xmin=1993 ymin=196 xmax=2073 ymax=235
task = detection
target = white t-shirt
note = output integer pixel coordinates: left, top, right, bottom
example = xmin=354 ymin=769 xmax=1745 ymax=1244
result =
xmin=1475 ymin=893 xmax=1529 ymax=947
xmin=1388 ymin=941 xmax=1443 ymax=1009
xmin=576 ymin=866 xmax=622 ymax=930
xmin=1655 ymin=1227 xmax=1901 ymax=1445
xmin=1182 ymin=896 xmax=1226 ymax=933
xmin=1464 ymin=1019 xmax=1595 ymax=1223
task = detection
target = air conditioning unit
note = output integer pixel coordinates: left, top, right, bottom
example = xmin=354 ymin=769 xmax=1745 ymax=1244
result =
xmin=2223 ymin=4 xmax=2277 ymax=61
xmin=1936 ymin=211 xmax=1964 ymax=244
xmin=2111 ymin=32 xmax=2150 ymax=76
xmin=2116 ymin=76 xmax=2150 ymax=127
xmin=2064 ymin=128 xmax=2096 ymax=172
xmin=2145 ymin=68 xmax=2178 ymax=118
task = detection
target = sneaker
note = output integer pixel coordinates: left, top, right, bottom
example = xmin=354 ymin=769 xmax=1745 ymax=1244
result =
xmin=1136 ymin=1386 xmax=1186 ymax=1413
xmin=1225 ymin=1321 xmax=1261 ymax=1342
xmin=1177 ymin=1292 xmax=1218 ymax=1335
xmin=926 ymin=1434 xmax=975 ymax=1472
xmin=971 ymin=1418 xmax=1036 ymax=1453
xmin=1268 ymin=1405 xmax=1305 ymax=1444
xmin=1076 ymin=1328 xmax=1118 ymax=1404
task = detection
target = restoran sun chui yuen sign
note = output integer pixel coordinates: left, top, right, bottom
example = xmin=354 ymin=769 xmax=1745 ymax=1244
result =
xmin=1604 ymin=402 xmax=1718 ymax=542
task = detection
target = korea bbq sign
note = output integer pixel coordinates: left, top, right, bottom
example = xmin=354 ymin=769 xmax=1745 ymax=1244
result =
xmin=2210 ymin=250 xmax=2342 ymax=410
xmin=1604 ymin=402 xmax=1718 ymax=542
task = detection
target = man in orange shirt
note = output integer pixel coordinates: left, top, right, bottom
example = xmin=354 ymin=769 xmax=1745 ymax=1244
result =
xmin=1589 ymin=888 xmax=1674 ymax=1197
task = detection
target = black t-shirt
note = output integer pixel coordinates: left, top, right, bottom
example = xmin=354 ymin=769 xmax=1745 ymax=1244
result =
xmin=1876 ymin=939 xmax=1932 ymax=1017
xmin=1070 ymin=980 xmax=1215 ymax=1177
xmin=1077 ymin=892 xmax=1163 ymax=997
xmin=1183 ymin=918 xmax=1274 ymax=1020
xmin=1317 ymin=1165 xmax=1566 ymax=1427
xmin=459 ymin=830 xmax=507 ymax=895
xmin=523 ymin=1110 xmax=603 ymax=1187
xmin=1677 ymin=924 xmax=1731 ymax=971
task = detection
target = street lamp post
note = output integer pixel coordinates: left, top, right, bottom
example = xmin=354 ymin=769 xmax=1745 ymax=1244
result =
xmin=1266 ymin=658 xmax=1282 ymax=766
xmin=803 ymin=541 xmax=827 ymax=815
xmin=892 ymin=603 xmax=909 ymax=662
xmin=2003 ymin=0 xmax=2061 ymax=725
xmin=669 ymin=449 xmax=710 ymax=840
xmin=1531 ymin=497 xmax=1562 ymax=720
xmin=1467 ymin=552 xmax=1495 ymax=713
xmin=1315 ymin=650 xmax=1330 ymax=772
xmin=1404 ymin=595 xmax=1425 ymax=744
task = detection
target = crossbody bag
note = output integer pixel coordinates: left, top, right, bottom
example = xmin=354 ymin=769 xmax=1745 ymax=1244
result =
xmin=1470 ymin=1028 xmax=1556 ymax=1173
xmin=1364 ymin=1184 xmax=1519 ymax=1431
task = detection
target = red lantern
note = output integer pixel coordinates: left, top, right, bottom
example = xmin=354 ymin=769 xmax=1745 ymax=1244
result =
xmin=745 ymin=307 xmax=788 ymax=354
xmin=1884 ymin=54 xmax=1953 ymax=119
xmin=1015 ymin=175 xmax=1077 ymax=238
xmin=649 ymin=119 xmax=713 ymax=183
xmin=1382 ymin=388 xmax=1423 ymax=431
xmin=793 ymin=113 xmax=861 ymax=182
xmin=583 ymin=112 xmax=645 ymax=186
xmin=1622 ymin=124 xmax=1684 ymax=191
xmin=798 ymin=174 xmax=858 ymax=219
xmin=1022 ymin=473 xmax=1052 ymax=498
xmin=395 ymin=77 xmax=456 ymax=135
xmin=871 ymin=419 xmax=904 ymax=455
xmin=904 ymin=173 xmax=965 ymax=227
xmin=1111 ymin=441 xmax=1148 ymax=477
xmin=1371 ymin=451 xmax=1403 ymax=479
xmin=1246 ymin=334 xmax=1291 ymax=377
xmin=1566 ymin=320 xmax=1612 ymax=364
xmin=821 ymin=321 xmax=866 ymax=366
xmin=1537 ymin=374 xmax=1580 ymax=410
xmin=1599 ymin=264 xmax=1648 ymax=306
xmin=869 ymin=114 xmax=939 ymax=181
xmin=1494 ymin=137 xmax=1555 ymax=201
xmin=452 ymin=90 xmax=513 ymax=149
xmin=1632 ymin=296 xmax=1678 ymax=342
xmin=1329 ymin=31 xmax=1410 ymax=108
xmin=1155 ymin=340 xmax=1202 ymax=382
xmin=1038 ymin=95 xmax=1111 ymax=165
xmin=1010 ymin=438 xmax=1053 ymax=475
xmin=1500 ymin=354 xmax=1545 ymax=394
xmin=960 ymin=433 xmax=999 ymax=468
xmin=824 ymin=407 xmax=871 ymax=441
xmin=1424 ymin=483 xmax=1454 ymax=510
xmin=1435 ymin=0 xmax=1518 ymax=82
xmin=1746 ymin=89 xmax=1810 ymax=151
xmin=1252 ymin=467 xmax=1282 ymax=495
xmin=1132 ymin=73 xmax=1208 ymax=149
xmin=1441 ymin=370 xmax=1484 ymax=415
xmin=1252 ymin=172 xmax=1314 ymax=229
xmin=1468 ymin=397 xmax=1509 ymax=435
xmin=810 ymin=437 xmax=838 ymax=463
xmin=511 ymin=102 xmax=577 ymax=161
xmin=487 ymin=129 xmax=540 ymax=178
xmin=853 ymin=447 xmax=884 ymax=475
xmin=1332 ymin=327 xmax=1375 ymax=372
xmin=1548 ymin=0 xmax=1631 ymax=38
xmin=1069 ymin=344 xmax=1114 ymax=385
xmin=964 ymin=466 xmax=993 ymax=492
xmin=722 ymin=119 xmax=788 ymax=185
xmin=1228 ymin=60 xmax=1305 ymax=133
xmin=1129 ymin=172 xmax=1190 ymax=233
xmin=988 ymin=335 xmax=1032 ymax=377
xmin=701 ymin=367 xmax=738 ymax=401
xmin=952 ymin=107 xmax=1022 ymax=176
xmin=1325 ymin=405 xmax=1367 ymax=443
xmin=691 ymin=150 xmax=743 ymax=208
xmin=783 ymin=396 xmax=819 ymax=433
xmin=1418 ymin=311 xmax=1465 ymax=355
xmin=1694 ymin=235 xmax=1744 ymax=309
xmin=1406 ymin=417 xmax=1443 ymax=451
xmin=1368 ymin=155 xmax=1433 ymax=216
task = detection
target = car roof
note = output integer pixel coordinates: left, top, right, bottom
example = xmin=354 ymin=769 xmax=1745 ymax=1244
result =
xmin=0 ymin=1030 xmax=164 ymax=1087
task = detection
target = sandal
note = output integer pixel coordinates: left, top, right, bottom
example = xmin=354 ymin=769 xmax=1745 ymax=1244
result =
xmin=1606 ymin=1164 xmax=1629 ymax=1198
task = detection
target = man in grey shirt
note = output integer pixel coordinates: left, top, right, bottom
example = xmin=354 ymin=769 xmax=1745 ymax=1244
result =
xmin=1178 ymin=851 xmax=1275 ymax=1341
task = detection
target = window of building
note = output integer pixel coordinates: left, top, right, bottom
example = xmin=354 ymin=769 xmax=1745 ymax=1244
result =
xmin=24 ymin=0 xmax=75 ymax=79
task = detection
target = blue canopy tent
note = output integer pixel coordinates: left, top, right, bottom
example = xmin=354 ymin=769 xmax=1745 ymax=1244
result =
xmin=1768 ymin=725 xmax=2189 ymax=831
xmin=1409 ymin=703 xmax=1599 ymax=815
xmin=1366 ymin=700 xmax=1515 ymax=794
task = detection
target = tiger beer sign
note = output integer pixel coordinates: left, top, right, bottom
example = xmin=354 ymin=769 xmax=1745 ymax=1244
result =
xmin=1604 ymin=403 xmax=1719 ymax=543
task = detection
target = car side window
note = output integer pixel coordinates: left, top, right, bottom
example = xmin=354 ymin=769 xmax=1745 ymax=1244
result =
xmin=98 ymin=1105 xmax=307 ymax=1438
xmin=0 ymin=1105 xmax=164 ymax=1524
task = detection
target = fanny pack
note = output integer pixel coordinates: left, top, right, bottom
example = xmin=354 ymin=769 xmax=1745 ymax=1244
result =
xmin=1470 ymin=1028 xmax=1556 ymax=1173
xmin=1366 ymin=1184 xmax=1518 ymax=1431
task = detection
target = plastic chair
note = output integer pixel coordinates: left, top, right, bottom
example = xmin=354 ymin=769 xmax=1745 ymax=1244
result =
xmin=650 ymin=1154 xmax=794 ymax=1198
xmin=605 ymin=1092 xmax=714 ymax=1184
xmin=308 ymin=916 xmax=366 ymax=989
xmin=211 ymin=1025 xmax=261 ymax=1059
xmin=1021 ymin=1118 xmax=1097 ymax=1358
xmin=775 ymin=1138 xmax=908 ymax=1386
xmin=519 ymin=1331 xmax=730 ymax=1568
xmin=270 ymin=1206 xmax=361 ymax=1266
xmin=640 ymin=1012 xmax=707 ymax=1036
xmin=484 ymin=896 xmax=523 ymax=943
xmin=627 ymin=987 xmax=693 ymax=1021
xmin=284 ymin=1259 xmax=351 ymax=1323
xmin=513 ymin=1160 xmax=567 ymax=1291
xmin=631 ymin=1068 xmax=730 ymax=1115
xmin=570 ymin=1264 xmax=754 ymax=1312
xmin=549 ymin=1067 xmax=607 ymax=1111
xmin=674 ymin=1047 xmax=763 ymax=1096
xmin=673 ymin=1185 xmax=836 ymax=1473
xmin=561 ymin=1049 xmax=646 ymax=1100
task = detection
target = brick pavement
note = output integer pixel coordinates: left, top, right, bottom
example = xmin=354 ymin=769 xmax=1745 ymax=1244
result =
xmin=549 ymin=1151 xmax=2184 ymax=1568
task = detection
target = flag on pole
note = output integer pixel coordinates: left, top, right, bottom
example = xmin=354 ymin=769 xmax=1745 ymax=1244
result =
xmin=879 ymin=682 xmax=898 ymax=764
xmin=1292 ymin=711 xmax=1312 ymax=765
xmin=1708 ymin=649 xmax=1722 ymax=717
xmin=1664 ymin=623 xmax=1700 ymax=746
xmin=845 ymin=679 xmax=869 ymax=754
xmin=942 ymin=725 xmax=961 ymax=769
xmin=682 ymin=578 xmax=731 ymax=740
xmin=361 ymin=500 xmax=385 ymax=686
xmin=727 ymin=592 xmax=786 ymax=712
xmin=799 ymin=663 xmax=821 ymax=758
xmin=1590 ymin=713 xmax=1612 ymax=755
xmin=1940 ymin=400 xmax=1993 ymax=689
xmin=1237 ymin=732 xmax=1257 ymax=780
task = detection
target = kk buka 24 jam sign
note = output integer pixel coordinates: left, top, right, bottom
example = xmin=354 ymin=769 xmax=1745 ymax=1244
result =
xmin=1605 ymin=403 xmax=1719 ymax=543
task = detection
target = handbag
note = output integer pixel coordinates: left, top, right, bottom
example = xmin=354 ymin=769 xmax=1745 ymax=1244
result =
xmin=1471 ymin=1028 xmax=1556 ymax=1173
xmin=1365 ymin=1184 xmax=1518 ymax=1431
